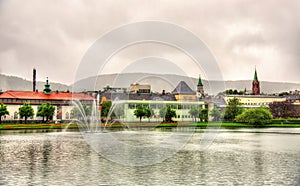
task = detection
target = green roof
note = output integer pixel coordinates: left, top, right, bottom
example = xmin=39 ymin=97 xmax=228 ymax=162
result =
xmin=43 ymin=77 xmax=51 ymax=94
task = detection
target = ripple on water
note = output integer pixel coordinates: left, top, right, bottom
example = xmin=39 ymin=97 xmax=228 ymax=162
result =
xmin=0 ymin=130 xmax=299 ymax=185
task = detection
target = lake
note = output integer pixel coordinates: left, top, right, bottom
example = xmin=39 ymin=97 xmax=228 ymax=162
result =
xmin=0 ymin=128 xmax=299 ymax=185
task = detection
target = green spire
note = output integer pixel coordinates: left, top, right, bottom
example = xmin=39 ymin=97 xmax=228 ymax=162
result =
xmin=43 ymin=77 xmax=51 ymax=94
xmin=198 ymin=75 xmax=203 ymax=86
xmin=254 ymin=68 xmax=258 ymax=82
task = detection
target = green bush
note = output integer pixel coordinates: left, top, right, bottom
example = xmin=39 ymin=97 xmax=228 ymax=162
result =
xmin=235 ymin=107 xmax=273 ymax=127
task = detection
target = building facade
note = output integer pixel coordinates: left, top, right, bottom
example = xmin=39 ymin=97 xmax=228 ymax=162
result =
xmin=0 ymin=81 xmax=95 ymax=122
xmin=224 ymin=95 xmax=286 ymax=108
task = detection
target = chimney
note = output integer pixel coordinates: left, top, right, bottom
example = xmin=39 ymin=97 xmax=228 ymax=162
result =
xmin=33 ymin=68 xmax=36 ymax=92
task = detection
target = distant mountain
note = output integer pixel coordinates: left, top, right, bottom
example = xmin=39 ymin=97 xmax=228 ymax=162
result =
xmin=1 ymin=73 xmax=300 ymax=95
xmin=0 ymin=74 xmax=71 ymax=92
xmin=72 ymin=73 xmax=300 ymax=95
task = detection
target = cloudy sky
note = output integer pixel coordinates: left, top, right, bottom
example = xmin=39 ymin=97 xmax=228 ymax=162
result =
xmin=0 ymin=0 xmax=300 ymax=85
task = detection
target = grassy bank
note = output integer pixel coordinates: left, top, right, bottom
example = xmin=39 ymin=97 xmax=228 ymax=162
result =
xmin=1 ymin=122 xmax=300 ymax=130
xmin=154 ymin=122 xmax=300 ymax=128
xmin=0 ymin=123 xmax=78 ymax=130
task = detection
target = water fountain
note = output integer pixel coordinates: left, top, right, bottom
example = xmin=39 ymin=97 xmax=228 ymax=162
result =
xmin=70 ymin=93 xmax=103 ymax=133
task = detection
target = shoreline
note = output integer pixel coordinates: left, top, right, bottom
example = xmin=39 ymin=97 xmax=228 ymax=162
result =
xmin=1 ymin=122 xmax=300 ymax=131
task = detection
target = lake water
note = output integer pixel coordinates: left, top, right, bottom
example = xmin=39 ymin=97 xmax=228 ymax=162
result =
xmin=0 ymin=128 xmax=299 ymax=185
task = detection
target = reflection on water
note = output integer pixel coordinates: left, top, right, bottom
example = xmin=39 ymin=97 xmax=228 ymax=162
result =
xmin=0 ymin=128 xmax=299 ymax=185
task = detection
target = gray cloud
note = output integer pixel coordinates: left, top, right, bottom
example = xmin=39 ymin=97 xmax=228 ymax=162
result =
xmin=0 ymin=0 xmax=299 ymax=85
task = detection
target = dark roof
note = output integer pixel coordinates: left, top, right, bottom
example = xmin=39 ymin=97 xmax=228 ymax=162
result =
xmin=203 ymin=97 xmax=226 ymax=106
xmin=101 ymin=92 xmax=176 ymax=101
xmin=286 ymin=94 xmax=300 ymax=100
xmin=172 ymin=81 xmax=196 ymax=95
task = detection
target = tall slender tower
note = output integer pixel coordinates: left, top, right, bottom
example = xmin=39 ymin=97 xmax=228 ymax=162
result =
xmin=197 ymin=75 xmax=204 ymax=99
xmin=33 ymin=68 xmax=36 ymax=92
xmin=252 ymin=68 xmax=260 ymax=95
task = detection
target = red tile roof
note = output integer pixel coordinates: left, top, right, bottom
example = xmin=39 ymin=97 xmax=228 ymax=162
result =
xmin=0 ymin=90 xmax=95 ymax=101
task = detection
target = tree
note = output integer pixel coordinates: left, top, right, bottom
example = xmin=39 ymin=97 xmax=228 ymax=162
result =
xmin=269 ymin=101 xmax=298 ymax=118
xmin=189 ymin=106 xmax=199 ymax=122
xmin=134 ymin=105 xmax=147 ymax=123
xmin=224 ymin=97 xmax=243 ymax=121
xmin=101 ymin=101 xmax=112 ymax=118
xmin=159 ymin=105 xmax=176 ymax=123
xmin=199 ymin=108 xmax=208 ymax=122
xmin=19 ymin=102 xmax=34 ymax=124
xmin=145 ymin=106 xmax=154 ymax=122
xmin=37 ymin=102 xmax=55 ymax=122
xmin=235 ymin=107 xmax=273 ymax=126
xmin=0 ymin=103 xmax=9 ymax=124
xmin=210 ymin=107 xmax=222 ymax=122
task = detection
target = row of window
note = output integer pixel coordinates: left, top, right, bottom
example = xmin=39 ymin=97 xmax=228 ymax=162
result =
xmin=1 ymin=111 xmax=71 ymax=120
xmin=128 ymin=103 xmax=203 ymax=110
xmin=243 ymin=102 xmax=270 ymax=106
xmin=0 ymin=99 xmax=93 ymax=105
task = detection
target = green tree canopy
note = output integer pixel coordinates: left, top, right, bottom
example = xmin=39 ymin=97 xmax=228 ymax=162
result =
xmin=235 ymin=106 xmax=273 ymax=126
xmin=37 ymin=102 xmax=55 ymax=122
xmin=145 ymin=106 xmax=154 ymax=122
xmin=134 ymin=105 xmax=147 ymax=123
xmin=0 ymin=103 xmax=9 ymax=124
xmin=101 ymin=101 xmax=112 ymax=118
xmin=189 ymin=106 xmax=199 ymax=122
xmin=159 ymin=105 xmax=176 ymax=123
xmin=210 ymin=107 xmax=222 ymax=122
xmin=19 ymin=102 xmax=34 ymax=124
xmin=224 ymin=97 xmax=243 ymax=121
xmin=199 ymin=108 xmax=208 ymax=122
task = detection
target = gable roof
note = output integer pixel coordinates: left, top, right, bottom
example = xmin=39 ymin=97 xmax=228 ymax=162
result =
xmin=0 ymin=90 xmax=95 ymax=101
xmin=172 ymin=81 xmax=196 ymax=95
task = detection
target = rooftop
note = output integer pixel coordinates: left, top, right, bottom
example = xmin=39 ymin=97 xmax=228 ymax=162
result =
xmin=172 ymin=81 xmax=196 ymax=95
xmin=0 ymin=90 xmax=95 ymax=101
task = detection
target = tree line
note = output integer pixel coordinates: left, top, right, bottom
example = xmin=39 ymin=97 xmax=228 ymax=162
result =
xmin=1 ymin=98 xmax=299 ymax=125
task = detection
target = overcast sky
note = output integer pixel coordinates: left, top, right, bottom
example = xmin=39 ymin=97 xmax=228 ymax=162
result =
xmin=0 ymin=0 xmax=300 ymax=85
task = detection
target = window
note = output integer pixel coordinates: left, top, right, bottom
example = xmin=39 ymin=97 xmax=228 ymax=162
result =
xmin=65 ymin=112 xmax=70 ymax=120
xmin=14 ymin=111 xmax=18 ymax=119
xmin=128 ymin=104 xmax=135 ymax=109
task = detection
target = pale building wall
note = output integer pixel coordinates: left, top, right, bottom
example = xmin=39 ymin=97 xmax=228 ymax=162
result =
xmin=115 ymin=100 xmax=205 ymax=123
xmin=224 ymin=96 xmax=286 ymax=107
xmin=62 ymin=106 xmax=73 ymax=120
xmin=1 ymin=104 xmax=75 ymax=121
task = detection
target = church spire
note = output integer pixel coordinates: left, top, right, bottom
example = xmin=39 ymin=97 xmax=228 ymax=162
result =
xmin=252 ymin=67 xmax=260 ymax=95
xmin=197 ymin=74 xmax=204 ymax=99
xmin=254 ymin=67 xmax=258 ymax=82
xmin=198 ymin=75 xmax=203 ymax=86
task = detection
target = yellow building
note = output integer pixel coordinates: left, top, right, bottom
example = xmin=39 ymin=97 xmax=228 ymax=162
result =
xmin=224 ymin=95 xmax=286 ymax=107
xmin=172 ymin=81 xmax=196 ymax=102
xmin=128 ymin=83 xmax=151 ymax=94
